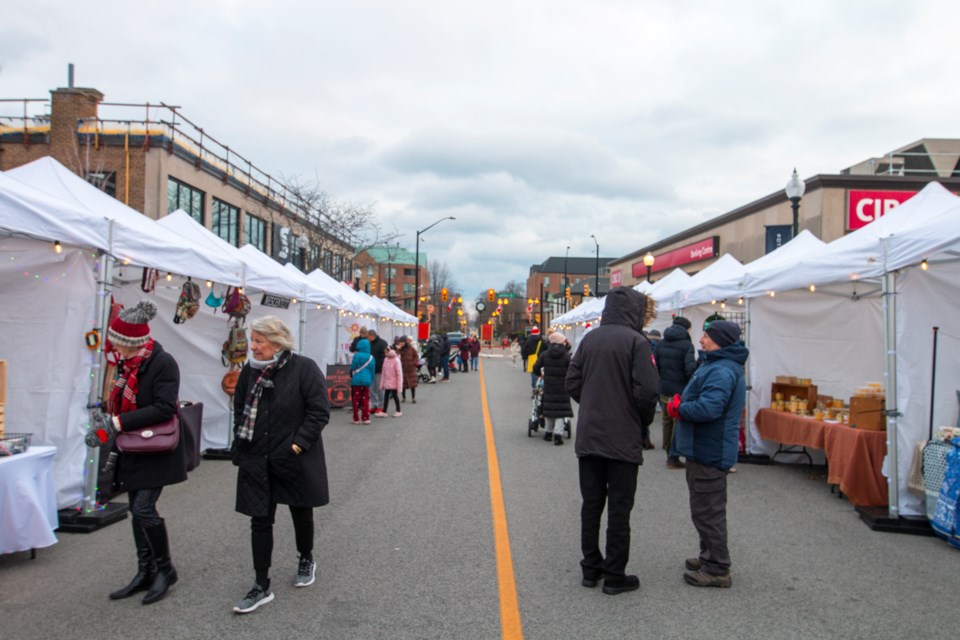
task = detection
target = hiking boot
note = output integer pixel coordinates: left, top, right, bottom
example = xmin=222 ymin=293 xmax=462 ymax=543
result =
xmin=554 ymin=434 xmax=564 ymax=446
xmin=294 ymin=556 xmax=316 ymax=588
xmin=233 ymin=583 xmax=275 ymax=613
xmin=666 ymin=456 xmax=686 ymax=469
xmin=602 ymin=575 xmax=640 ymax=595
xmin=685 ymin=557 xmax=702 ymax=571
xmin=683 ymin=569 xmax=732 ymax=588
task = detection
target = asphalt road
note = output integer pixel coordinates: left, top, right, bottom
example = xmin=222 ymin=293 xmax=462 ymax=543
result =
xmin=2 ymin=351 xmax=958 ymax=640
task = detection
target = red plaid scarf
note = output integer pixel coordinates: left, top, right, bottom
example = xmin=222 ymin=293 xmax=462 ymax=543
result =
xmin=109 ymin=339 xmax=155 ymax=415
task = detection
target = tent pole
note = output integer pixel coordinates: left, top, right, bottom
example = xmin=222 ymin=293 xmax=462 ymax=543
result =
xmin=882 ymin=259 xmax=900 ymax=517
xmin=83 ymin=249 xmax=112 ymax=513
xmin=743 ymin=296 xmax=753 ymax=454
xmin=298 ymin=288 xmax=307 ymax=353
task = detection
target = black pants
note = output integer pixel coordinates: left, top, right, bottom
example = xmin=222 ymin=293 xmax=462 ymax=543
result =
xmin=383 ymin=389 xmax=401 ymax=412
xmin=686 ymin=460 xmax=730 ymax=575
xmin=578 ymin=456 xmax=639 ymax=581
xmin=251 ymin=502 xmax=314 ymax=577
xmin=128 ymin=487 xmax=164 ymax=528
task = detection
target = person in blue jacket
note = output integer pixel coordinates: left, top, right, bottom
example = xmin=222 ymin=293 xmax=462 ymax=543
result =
xmin=350 ymin=338 xmax=375 ymax=424
xmin=666 ymin=320 xmax=747 ymax=589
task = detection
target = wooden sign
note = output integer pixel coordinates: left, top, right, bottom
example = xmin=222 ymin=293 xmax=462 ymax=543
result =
xmin=260 ymin=293 xmax=291 ymax=309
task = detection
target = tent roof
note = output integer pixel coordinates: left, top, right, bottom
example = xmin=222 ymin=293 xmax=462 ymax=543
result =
xmin=672 ymin=254 xmax=745 ymax=308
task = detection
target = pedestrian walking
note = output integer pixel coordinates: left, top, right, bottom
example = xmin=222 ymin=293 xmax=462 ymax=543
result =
xmin=522 ymin=327 xmax=547 ymax=393
xmin=458 ymin=338 xmax=471 ymax=372
xmin=398 ymin=336 xmax=419 ymax=403
xmin=366 ymin=329 xmax=388 ymax=413
xmin=532 ymin=331 xmax=574 ymax=445
xmin=84 ymin=300 xmax=187 ymax=605
xmin=231 ymin=316 xmax=331 ymax=613
xmin=378 ymin=345 xmax=404 ymax=417
xmin=439 ymin=332 xmax=452 ymax=381
xmin=566 ymin=287 xmax=659 ymax=595
xmin=350 ymin=338 xmax=375 ymax=424
xmin=666 ymin=320 xmax=747 ymax=589
xmin=655 ymin=316 xmax=698 ymax=469
xmin=424 ymin=334 xmax=442 ymax=382
xmin=469 ymin=335 xmax=481 ymax=371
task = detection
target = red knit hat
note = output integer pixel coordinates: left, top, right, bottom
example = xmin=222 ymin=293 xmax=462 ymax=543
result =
xmin=530 ymin=326 xmax=540 ymax=335
xmin=108 ymin=300 xmax=157 ymax=348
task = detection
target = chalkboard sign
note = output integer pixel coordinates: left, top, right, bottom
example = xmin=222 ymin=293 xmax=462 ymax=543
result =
xmin=260 ymin=293 xmax=291 ymax=309
xmin=326 ymin=364 xmax=352 ymax=408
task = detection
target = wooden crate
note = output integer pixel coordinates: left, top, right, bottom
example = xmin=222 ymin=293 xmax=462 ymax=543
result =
xmin=850 ymin=396 xmax=885 ymax=431
xmin=771 ymin=382 xmax=818 ymax=407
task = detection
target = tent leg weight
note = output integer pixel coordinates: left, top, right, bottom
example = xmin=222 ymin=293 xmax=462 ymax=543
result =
xmin=737 ymin=452 xmax=772 ymax=465
xmin=855 ymin=506 xmax=934 ymax=536
xmin=56 ymin=502 xmax=128 ymax=534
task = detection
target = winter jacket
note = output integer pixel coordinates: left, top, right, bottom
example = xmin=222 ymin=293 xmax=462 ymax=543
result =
xmin=350 ymin=339 xmax=375 ymax=387
xmin=349 ymin=334 xmax=368 ymax=353
xmin=368 ymin=335 xmax=389 ymax=373
xmin=232 ymin=352 xmax=331 ymax=517
xmin=459 ymin=341 xmax=471 ymax=360
xmin=380 ymin=351 xmax=403 ymax=392
xmin=112 ymin=342 xmax=188 ymax=493
xmin=566 ymin=287 xmax=660 ymax=465
xmin=399 ymin=344 xmax=420 ymax=390
xmin=533 ymin=343 xmax=574 ymax=418
xmin=671 ymin=343 xmax=748 ymax=470
xmin=425 ymin=337 xmax=442 ymax=368
xmin=469 ymin=338 xmax=481 ymax=357
xmin=522 ymin=334 xmax=547 ymax=359
xmin=654 ymin=323 xmax=698 ymax=396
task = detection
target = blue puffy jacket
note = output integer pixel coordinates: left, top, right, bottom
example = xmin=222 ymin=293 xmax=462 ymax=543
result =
xmin=351 ymin=339 xmax=375 ymax=387
xmin=671 ymin=343 xmax=748 ymax=470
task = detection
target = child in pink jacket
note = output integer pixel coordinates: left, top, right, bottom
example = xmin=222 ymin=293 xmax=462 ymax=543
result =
xmin=378 ymin=346 xmax=404 ymax=417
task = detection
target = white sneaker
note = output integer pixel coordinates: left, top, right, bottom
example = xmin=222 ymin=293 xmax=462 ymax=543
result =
xmin=233 ymin=583 xmax=274 ymax=614
xmin=375 ymin=412 xmax=388 ymax=418
xmin=392 ymin=412 xmax=403 ymax=417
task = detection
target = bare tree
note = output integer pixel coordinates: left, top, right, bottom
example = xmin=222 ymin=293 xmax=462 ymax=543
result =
xmin=502 ymin=280 xmax=525 ymax=296
xmin=284 ymin=176 xmax=401 ymax=277
xmin=427 ymin=259 xmax=457 ymax=297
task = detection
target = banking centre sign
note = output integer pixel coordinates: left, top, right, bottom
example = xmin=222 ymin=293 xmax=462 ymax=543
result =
xmin=631 ymin=236 xmax=719 ymax=278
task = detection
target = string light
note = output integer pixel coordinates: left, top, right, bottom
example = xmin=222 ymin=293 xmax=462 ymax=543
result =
xmin=205 ymin=280 xmax=213 ymax=288
xmin=768 ymin=291 xmax=776 ymax=298
xmin=921 ymin=259 xmax=929 ymax=271
xmin=54 ymin=240 xmax=62 ymax=254
xmin=809 ymin=284 xmax=816 ymax=292
xmin=166 ymin=272 xmax=173 ymax=281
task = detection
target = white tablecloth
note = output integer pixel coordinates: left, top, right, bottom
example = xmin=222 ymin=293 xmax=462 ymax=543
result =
xmin=0 ymin=445 xmax=58 ymax=555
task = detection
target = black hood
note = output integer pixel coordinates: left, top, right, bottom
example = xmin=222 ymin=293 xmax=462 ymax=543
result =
xmin=600 ymin=287 xmax=652 ymax=333
xmin=662 ymin=323 xmax=690 ymax=342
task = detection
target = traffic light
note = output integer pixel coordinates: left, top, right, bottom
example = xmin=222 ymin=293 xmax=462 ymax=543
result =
xmin=487 ymin=288 xmax=495 ymax=302
xmin=380 ymin=282 xmax=386 ymax=297
xmin=565 ymin=286 xmax=571 ymax=300
xmin=583 ymin=283 xmax=589 ymax=297
xmin=441 ymin=288 xmax=449 ymax=302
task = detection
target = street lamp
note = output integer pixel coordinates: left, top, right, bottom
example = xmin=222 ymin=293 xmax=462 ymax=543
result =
xmin=414 ymin=216 xmax=456 ymax=321
xmin=563 ymin=245 xmax=570 ymax=312
xmin=785 ymin=168 xmax=805 ymax=240
xmin=590 ymin=234 xmax=599 ymax=296
xmin=353 ymin=268 xmax=361 ymax=291
xmin=643 ymin=252 xmax=655 ymax=283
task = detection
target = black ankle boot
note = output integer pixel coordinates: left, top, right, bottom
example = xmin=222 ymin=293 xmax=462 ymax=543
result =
xmin=554 ymin=434 xmax=564 ymax=445
xmin=110 ymin=521 xmax=156 ymax=600
xmin=142 ymin=521 xmax=178 ymax=605
xmin=543 ymin=431 xmax=553 ymax=441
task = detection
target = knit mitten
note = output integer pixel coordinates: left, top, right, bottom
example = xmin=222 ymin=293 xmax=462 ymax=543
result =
xmin=85 ymin=410 xmax=118 ymax=448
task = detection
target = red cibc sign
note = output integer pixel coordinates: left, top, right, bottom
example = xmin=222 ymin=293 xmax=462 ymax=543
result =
xmin=847 ymin=190 xmax=916 ymax=231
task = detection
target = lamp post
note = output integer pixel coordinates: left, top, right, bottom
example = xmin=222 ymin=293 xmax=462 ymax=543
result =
xmin=590 ymin=234 xmax=599 ymax=295
xmin=563 ymin=245 xmax=570 ymax=312
xmin=414 ymin=216 xmax=455 ymax=321
xmin=353 ymin=268 xmax=361 ymax=292
xmin=785 ymin=168 xmax=805 ymax=240
xmin=643 ymin=252 xmax=655 ymax=283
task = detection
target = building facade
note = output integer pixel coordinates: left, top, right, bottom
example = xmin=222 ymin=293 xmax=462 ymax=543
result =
xmin=0 ymin=84 xmax=354 ymax=279
xmin=609 ymin=139 xmax=960 ymax=287
xmin=351 ymin=246 xmax=428 ymax=315
xmin=525 ymin=255 xmax=614 ymax=324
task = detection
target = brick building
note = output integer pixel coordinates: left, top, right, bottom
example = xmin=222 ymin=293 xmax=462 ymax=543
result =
xmin=351 ymin=246 xmax=427 ymax=316
xmin=525 ymin=255 xmax=614 ymax=325
xmin=0 ymin=83 xmax=354 ymax=280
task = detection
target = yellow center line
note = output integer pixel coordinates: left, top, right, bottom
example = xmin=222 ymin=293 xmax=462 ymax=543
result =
xmin=479 ymin=359 xmax=524 ymax=640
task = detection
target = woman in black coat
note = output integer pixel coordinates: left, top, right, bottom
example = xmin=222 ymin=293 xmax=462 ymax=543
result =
xmin=232 ymin=316 xmax=330 ymax=614
xmin=533 ymin=332 xmax=574 ymax=445
xmin=85 ymin=300 xmax=187 ymax=605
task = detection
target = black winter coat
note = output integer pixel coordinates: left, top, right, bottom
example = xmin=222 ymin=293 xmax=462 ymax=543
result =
xmin=368 ymin=336 xmax=388 ymax=373
xmin=566 ymin=287 xmax=660 ymax=465
xmin=233 ymin=353 xmax=331 ymax=517
xmin=113 ymin=342 xmax=187 ymax=492
xmin=533 ymin=343 xmax=574 ymax=418
xmin=424 ymin=338 xmax=442 ymax=368
xmin=654 ymin=323 xmax=698 ymax=396
xmin=522 ymin=334 xmax=547 ymax=359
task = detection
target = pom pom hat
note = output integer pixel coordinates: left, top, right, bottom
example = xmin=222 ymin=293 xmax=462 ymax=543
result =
xmin=530 ymin=326 xmax=540 ymax=335
xmin=108 ymin=300 xmax=157 ymax=348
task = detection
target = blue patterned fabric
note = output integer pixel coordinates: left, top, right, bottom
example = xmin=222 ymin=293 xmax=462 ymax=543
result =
xmin=931 ymin=437 xmax=960 ymax=549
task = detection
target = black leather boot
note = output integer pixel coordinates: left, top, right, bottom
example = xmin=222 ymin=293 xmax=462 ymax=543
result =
xmin=554 ymin=433 xmax=564 ymax=446
xmin=109 ymin=520 xmax=156 ymax=600
xmin=142 ymin=521 xmax=178 ymax=605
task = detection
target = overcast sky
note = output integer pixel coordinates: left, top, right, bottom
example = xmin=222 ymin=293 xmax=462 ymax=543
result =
xmin=3 ymin=0 xmax=958 ymax=298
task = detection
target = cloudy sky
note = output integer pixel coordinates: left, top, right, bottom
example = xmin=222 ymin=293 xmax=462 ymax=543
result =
xmin=3 ymin=0 xmax=958 ymax=298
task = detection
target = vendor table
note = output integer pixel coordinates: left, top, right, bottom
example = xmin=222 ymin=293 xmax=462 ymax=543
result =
xmin=755 ymin=409 xmax=888 ymax=507
xmin=0 ymin=445 xmax=58 ymax=555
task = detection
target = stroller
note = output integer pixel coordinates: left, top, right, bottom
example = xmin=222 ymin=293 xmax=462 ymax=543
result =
xmin=527 ymin=377 xmax=572 ymax=439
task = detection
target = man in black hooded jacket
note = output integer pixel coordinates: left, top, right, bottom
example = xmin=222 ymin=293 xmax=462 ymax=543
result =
xmin=655 ymin=316 xmax=698 ymax=468
xmin=566 ymin=286 xmax=659 ymax=595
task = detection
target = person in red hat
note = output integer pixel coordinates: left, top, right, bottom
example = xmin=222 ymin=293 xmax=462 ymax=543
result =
xmin=85 ymin=299 xmax=186 ymax=605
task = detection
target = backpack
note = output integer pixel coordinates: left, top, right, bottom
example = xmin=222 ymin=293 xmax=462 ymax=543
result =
xmin=222 ymin=286 xmax=251 ymax=320
xmin=173 ymin=280 xmax=201 ymax=324
xmin=222 ymin=320 xmax=248 ymax=366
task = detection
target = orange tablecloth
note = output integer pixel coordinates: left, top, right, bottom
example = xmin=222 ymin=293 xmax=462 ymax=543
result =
xmin=755 ymin=409 xmax=888 ymax=507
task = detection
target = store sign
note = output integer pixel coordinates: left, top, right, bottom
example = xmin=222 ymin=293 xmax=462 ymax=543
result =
xmin=632 ymin=236 xmax=718 ymax=277
xmin=765 ymin=225 xmax=792 ymax=254
xmin=847 ymin=190 xmax=916 ymax=231
xmin=325 ymin=365 xmax=352 ymax=408
xmin=610 ymin=269 xmax=622 ymax=287
xmin=260 ymin=293 xmax=291 ymax=309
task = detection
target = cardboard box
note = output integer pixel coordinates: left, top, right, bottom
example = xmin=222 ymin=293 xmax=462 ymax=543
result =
xmin=849 ymin=396 xmax=885 ymax=431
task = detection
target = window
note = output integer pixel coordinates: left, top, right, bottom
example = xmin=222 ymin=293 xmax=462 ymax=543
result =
xmin=167 ymin=177 xmax=204 ymax=223
xmin=323 ymin=250 xmax=333 ymax=273
xmin=211 ymin=198 xmax=240 ymax=246
xmin=245 ymin=214 xmax=268 ymax=252
xmin=333 ymin=254 xmax=342 ymax=277
xmin=86 ymin=171 xmax=116 ymax=197
xmin=544 ymin=276 xmax=550 ymax=286
xmin=309 ymin=245 xmax=320 ymax=271
xmin=403 ymin=268 xmax=416 ymax=277
xmin=403 ymin=283 xmax=415 ymax=294
xmin=366 ymin=265 xmax=375 ymax=277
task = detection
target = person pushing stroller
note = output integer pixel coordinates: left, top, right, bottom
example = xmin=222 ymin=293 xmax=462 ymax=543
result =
xmin=532 ymin=332 xmax=574 ymax=445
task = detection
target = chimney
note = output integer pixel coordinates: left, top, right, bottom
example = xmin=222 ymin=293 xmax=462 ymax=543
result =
xmin=49 ymin=66 xmax=104 ymax=166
